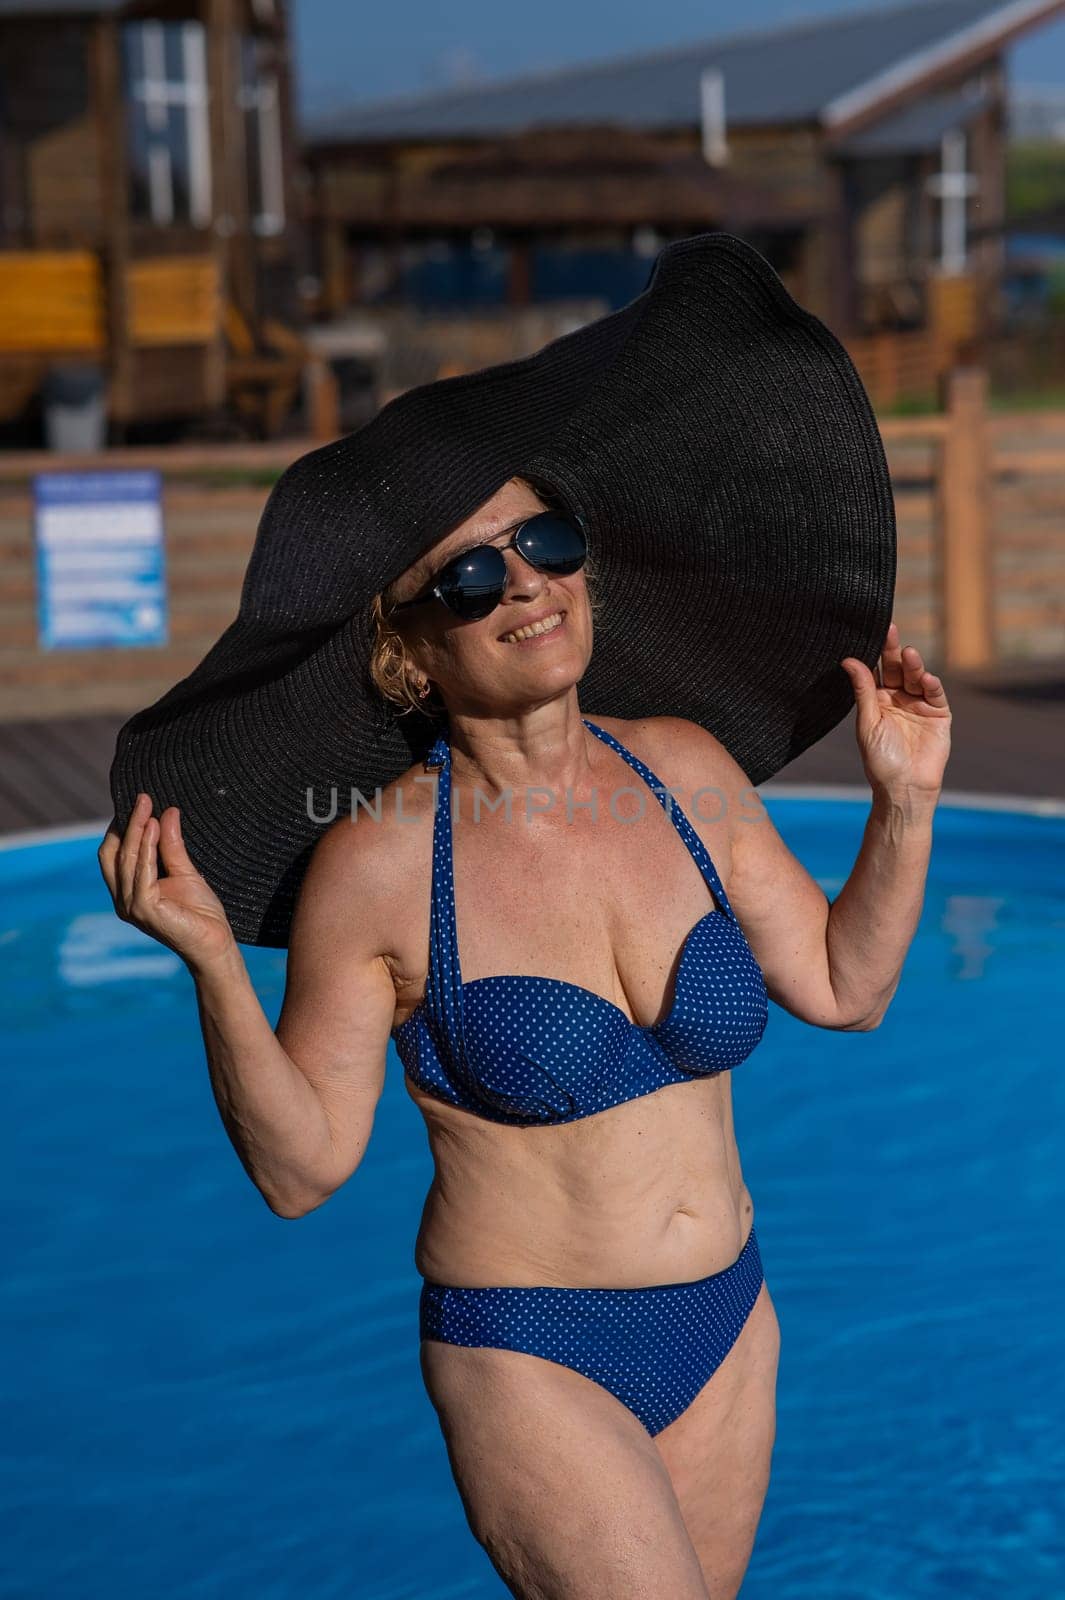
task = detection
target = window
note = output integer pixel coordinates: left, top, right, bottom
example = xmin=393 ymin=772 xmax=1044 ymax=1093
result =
xmin=239 ymin=37 xmax=285 ymax=237
xmin=531 ymin=244 xmax=652 ymax=310
xmin=399 ymin=237 xmax=508 ymax=308
xmin=123 ymin=21 xmax=211 ymax=227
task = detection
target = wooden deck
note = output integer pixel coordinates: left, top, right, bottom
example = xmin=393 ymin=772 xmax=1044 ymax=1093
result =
xmin=769 ymin=660 xmax=1065 ymax=803
xmin=0 ymin=712 xmax=128 ymax=834
xmin=0 ymin=662 xmax=1063 ymax=840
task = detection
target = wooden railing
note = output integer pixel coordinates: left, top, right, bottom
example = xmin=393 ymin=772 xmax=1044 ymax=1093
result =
xmin=0 ymin=249 xmax=313 ymax=436
xmin=0 ymin=252 xmax=106 ymax=353
xmin=126 ymin=257 xmax=220 ymax=346
xmin=0 ymin=250 xmax=221 ymax=354
xmin=881 ymin=369 xmax=1065 ymax=668
xmin=845 ymin=328 xmax=948 ymax=411
xmin=0 ymin=373 xmax=1062 ymax=727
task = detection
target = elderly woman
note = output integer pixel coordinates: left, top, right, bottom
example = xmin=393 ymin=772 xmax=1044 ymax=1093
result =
xmin=101 ymin=235 xmax=951 ymax=1598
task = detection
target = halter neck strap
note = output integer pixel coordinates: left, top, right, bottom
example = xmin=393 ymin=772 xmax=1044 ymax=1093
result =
xmin=581 ymin=718 xmax=736 ymax=921
xmin=424 ymin=717 xmax=735 ymax=922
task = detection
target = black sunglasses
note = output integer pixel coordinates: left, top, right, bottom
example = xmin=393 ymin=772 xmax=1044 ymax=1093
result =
xmin=389 ymin=512 xmax=588 ymax=622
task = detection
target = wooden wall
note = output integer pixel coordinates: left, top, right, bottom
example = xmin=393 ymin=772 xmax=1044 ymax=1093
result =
xmin=842 ymin=73 xmax=1008 ymax=335
xmin=965 ymin=60 xmax=1009 ymax=301
xmin=0 ymin=19 xmax=103 ymax=247
xmin=305 ymin=73 xmax=1010 ymax=344
xmin=0 ymin=253 xmax=222 ymax=423
xmin=0 ymin=2 xmax=305 ymax=430
xmin=0 ymin=460 xmax=281 ymax=720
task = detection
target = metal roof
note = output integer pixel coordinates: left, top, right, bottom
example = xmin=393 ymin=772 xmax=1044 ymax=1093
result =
xmin=0 ymin=0 xmax=122 ymax=14
xmin=302 ymin=0 xmax=1026 ymax=144
xmin=834 ymin=83 xmax=991 ymax=152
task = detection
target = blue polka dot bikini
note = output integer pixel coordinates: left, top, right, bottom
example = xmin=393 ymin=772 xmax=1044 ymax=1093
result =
xmin=391 ymin=718 xmax=770 ymax=1437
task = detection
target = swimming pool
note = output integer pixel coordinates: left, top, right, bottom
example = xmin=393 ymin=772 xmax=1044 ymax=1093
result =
xmin=3 ymin=797 xmax=1063 ymax=1599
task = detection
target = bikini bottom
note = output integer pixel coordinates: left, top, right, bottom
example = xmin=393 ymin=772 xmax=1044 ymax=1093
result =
xmin=419 ymin=1222 xmax=764 ymax=1437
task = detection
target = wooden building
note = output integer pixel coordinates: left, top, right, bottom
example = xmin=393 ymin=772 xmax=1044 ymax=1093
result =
xmin=0 ymin=0 xmax=306 ymax=437
xmin=302 ymin=0 xmax=1065 ymax=354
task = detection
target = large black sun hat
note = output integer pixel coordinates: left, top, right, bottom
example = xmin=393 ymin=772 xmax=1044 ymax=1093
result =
xmin=108 ymin=231 xmax=897 ymax=948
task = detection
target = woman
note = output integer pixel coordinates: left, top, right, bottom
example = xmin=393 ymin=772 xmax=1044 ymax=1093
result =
xmin=101 ymin=234 xmax=950 ymax=1597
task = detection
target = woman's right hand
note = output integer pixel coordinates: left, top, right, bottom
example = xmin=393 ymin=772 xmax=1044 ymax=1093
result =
xmin=98 ymin=794 xmax=238 ymax=975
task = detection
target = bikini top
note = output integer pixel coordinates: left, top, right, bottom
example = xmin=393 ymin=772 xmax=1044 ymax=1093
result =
xmin=391 ymin=718 xmax=769 ymax=1127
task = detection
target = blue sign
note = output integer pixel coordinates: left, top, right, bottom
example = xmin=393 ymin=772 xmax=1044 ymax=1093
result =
xmin=33 ymin=470 xmax=168 ymax=650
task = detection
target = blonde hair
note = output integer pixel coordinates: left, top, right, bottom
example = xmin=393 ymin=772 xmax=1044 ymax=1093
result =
xmin=368 ymin=482 xmax=602 ymax=719
xmin=368 ymin=590 xmax=441 ymax=717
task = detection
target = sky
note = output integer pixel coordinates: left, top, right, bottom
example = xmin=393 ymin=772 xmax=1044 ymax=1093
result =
xmin=291 ymin=0 xmax=1065 ymax=120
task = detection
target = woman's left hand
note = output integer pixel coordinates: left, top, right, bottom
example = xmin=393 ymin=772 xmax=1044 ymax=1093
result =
xmin=840 ymin=621 xmax=952 ymax=799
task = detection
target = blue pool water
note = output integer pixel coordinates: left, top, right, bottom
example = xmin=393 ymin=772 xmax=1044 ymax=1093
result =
xmin=2 ymin=799 xmax=1063 ymax=1599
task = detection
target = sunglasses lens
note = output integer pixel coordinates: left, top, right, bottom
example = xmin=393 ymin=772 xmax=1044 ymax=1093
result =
xmin=425 ymin=513 xmax=588 ymax=619
xmin=515 ymin=513 xmax=588 ymax=575
xmin=435 ymin=545 xmax=507 ymax=620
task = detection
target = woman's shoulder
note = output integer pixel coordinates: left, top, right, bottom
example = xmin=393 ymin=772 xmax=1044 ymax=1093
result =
xmin=303 ymin=755 xmax=435 ymax=904
xmin=588 ymin=714 xmax=759 ymax=838
xmin=291 ymin=758 xmax=435 ymax=972
xmin=586 ymin=712 xmax=736 ymax=775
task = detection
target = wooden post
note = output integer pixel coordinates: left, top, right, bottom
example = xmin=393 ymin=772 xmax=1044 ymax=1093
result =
xmin=321 ymin=217 xmax=350 ymax=315
xmin=936 ymin=365 xmax=993 ymax=668
xmin=225 ymin=8 xmax=257 ymax=328
xmin=872 ymin=331 xmax=898 ymax=411
xmin=204 ymin=0 xmax=230 ymax=409
xmin=508 ymin=236 xmax=531 ymax=307
xmin=304 ymin=355 xmax=340 ymax=440
xmin=91 ymin=16 xmax=133 ymax=433
xmin=828 ymin=161 xmax=858 ymax=338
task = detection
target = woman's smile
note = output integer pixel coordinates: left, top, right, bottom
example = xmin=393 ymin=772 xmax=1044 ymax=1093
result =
xmin=499 ymin=609 xmax=567 ymax=645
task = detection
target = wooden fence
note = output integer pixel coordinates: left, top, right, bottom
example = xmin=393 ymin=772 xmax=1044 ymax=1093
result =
xmin=884 ymin=367 xmax=1065 ymax=668
xmin=847 ymin=328 xmax=948 ymax=413
xmin=0 ymin=371 xmax=1063 ymax=722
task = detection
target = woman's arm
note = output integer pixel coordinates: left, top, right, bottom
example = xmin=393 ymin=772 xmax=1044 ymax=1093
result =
xmin=647 ymin=623 xmax=952 ymax=1032
xmin=190 ymin=821 xmax=398 ymax=1217
xmin=100 ymin=796 xmax=397 ymax=1219
xmin=189 ymin=938 xmax=367 ymax=1219
xmin=717 ymin=778 xmax=938 ymax=1032
xmin=821 ymin=787 xmax=937 ymax=1029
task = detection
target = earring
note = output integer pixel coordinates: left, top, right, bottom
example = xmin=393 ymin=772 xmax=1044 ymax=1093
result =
xmin=416 ymin=678 xmax=431 ymax=699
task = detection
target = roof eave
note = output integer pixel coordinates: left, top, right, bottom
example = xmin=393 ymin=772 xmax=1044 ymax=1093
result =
xmin=301 ymin=114 xmax=824 ymax=155
xmin=821 ymin=0 xmax=1065 ymax=142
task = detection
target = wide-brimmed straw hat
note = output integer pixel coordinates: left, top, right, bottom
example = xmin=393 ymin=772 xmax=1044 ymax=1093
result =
xmin=108 ymin=231 xmax=896 ymax=948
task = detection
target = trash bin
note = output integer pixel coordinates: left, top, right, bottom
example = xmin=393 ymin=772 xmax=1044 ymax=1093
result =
xmin=42 ymin=364 xmax=107 ymax=453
